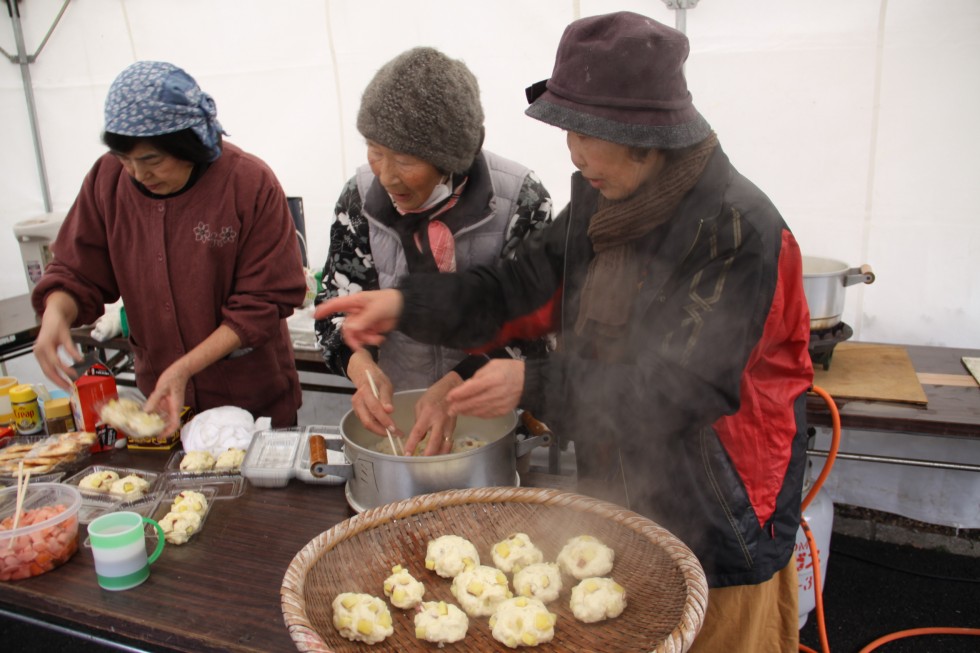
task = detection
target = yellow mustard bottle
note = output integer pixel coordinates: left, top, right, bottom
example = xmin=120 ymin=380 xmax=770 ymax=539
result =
xmin=10 ymin=384 xmax=43 ymax=435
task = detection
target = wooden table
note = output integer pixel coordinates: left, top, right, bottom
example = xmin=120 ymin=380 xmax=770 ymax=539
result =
xmin=806 ymin=344 xmax=980 ymax=441
xmin=0 ymin=448 xmax=571 ymax=652
xmin=73 ymin=330 xmax=978 ymax=443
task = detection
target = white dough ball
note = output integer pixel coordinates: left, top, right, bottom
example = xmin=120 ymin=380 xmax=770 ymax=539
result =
xmin=569 ymin=576 xmax=627 ymax=623
xmin=425 ymin=534 xmax=480 ymax=578
xmin=557 ymin=535 xmax=615 ymax=579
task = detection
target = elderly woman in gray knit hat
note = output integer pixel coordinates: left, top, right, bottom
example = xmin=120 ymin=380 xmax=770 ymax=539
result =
xmin=32 ymin=61 xmax=307 ymax=435
xmin=317 ymin=12 xmax=813 ymax=651
xmin=314 ymin=47 xmax=553 ymax=456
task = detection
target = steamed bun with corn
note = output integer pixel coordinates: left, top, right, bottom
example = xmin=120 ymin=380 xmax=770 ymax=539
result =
xmin=569 ymin=576 xmax=627 ymax=623
xmin=513 ymin=562 xmax=563 ymax=604
xmin=158 ymin=510 xmax=202 ymax=545
xmin=557 ymin=535 xmax=615 ymax=579
xmin=491 ymin=532 xmax=544 ymax=574
xmin=489 ymin=596 xmax=557 ymax=648
xmin=382 ymin=564 xmax=424 ymax=609
xmin=109 ymin=474 xmax=150 ymax=497
xmin=78 ymin=470 xmax=119 ymax=491
xmin=451 ymin=564 xmax=512 ymax=617
xmin=214 ymin=447 xmax=246 ymax=471
xmin=413 ymin=600 xmax=469 ymax=645
xmin=179 ymin=450 xmax=216 ymax=472
xmin=331 ymin=592 xmax=393 ymax=645
xmin=425 ymin=534 xmax=480 ymax=579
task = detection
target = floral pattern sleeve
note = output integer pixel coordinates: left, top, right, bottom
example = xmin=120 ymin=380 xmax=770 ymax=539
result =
xmin=501 ymin=170 xmax=553 ymax=260
xmin=313 ymin=177 xmax=378 ymax=377
xmin=497 ymin=170 xmax=556 ymax=359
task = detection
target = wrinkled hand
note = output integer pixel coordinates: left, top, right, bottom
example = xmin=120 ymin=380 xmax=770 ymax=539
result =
xmin=447 ymin=359 xmax=524 ymax=418
xmin=347 ymin=353 xmax=401 ymax=441
xmin=405 ymin=373 xmax=463 ymax=456
xmin=33 ymin=298 xmax=82 ymax=392
xmin=144 ymin=363 xmax=190 ymax=436
xmin=313 ymin=289 xmax=403 ymax=350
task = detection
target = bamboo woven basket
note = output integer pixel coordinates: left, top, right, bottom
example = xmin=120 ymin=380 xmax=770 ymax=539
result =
xmin=282 ymin=486 xmax=707 ymax=652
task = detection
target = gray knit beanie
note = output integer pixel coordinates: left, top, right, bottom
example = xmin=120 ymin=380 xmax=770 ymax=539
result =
xmin=357 ymin=47 xmax=485 ymax=175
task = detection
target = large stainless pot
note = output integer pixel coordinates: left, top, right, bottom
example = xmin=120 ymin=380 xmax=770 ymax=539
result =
xmin=327 ymin=390 xmax=549 ymax=512
xmin=802 ymin=256 xmax=875 ymax=330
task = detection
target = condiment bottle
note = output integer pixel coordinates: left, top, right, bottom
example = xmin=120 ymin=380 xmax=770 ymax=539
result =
xmin=44 ymin=397 xmax=76 ymax=435
xmin=10 ymin=384 xmax=43 ymax=435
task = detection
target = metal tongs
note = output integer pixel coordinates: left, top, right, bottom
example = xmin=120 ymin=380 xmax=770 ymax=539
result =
xmin=364 ymin=370 xmax=404 ymax=456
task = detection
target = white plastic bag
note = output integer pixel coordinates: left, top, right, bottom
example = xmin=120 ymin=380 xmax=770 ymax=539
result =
xmin=180 ymin=406 xmax=271 ymax=457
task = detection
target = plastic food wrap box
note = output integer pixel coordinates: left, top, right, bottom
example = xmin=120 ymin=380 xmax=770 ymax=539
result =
xmin=240 ymin=425 xmax=346 ymax=488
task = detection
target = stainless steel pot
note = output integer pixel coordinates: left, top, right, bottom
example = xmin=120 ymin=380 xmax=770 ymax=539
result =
xmin=324 ymin=390 xmax=549 ymax=512
xmin=802 ymin=256 xmax=875 ymax=330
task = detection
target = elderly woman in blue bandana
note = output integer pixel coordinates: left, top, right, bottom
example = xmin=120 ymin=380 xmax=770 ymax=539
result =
xmin=32 ymin=61 xmax=307 ymax=432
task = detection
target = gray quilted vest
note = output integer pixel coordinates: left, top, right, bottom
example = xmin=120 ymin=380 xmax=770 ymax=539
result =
xmin=355 ymin=150 xmax=530 ymax=390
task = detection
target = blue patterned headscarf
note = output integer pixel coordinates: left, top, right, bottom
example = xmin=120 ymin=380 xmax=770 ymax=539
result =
xmin=104 ymin=61 xmax=227 ymax=161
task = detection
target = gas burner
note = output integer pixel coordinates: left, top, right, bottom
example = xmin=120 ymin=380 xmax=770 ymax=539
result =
xmin=808 ymin=322 xmax=853 ymax=370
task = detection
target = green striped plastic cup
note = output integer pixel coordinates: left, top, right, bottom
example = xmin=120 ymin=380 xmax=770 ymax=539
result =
xmin=88 ymin=511 xmax=165 ymax=591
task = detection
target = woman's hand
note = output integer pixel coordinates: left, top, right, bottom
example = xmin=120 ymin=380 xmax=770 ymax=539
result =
xmin=347 ymin=350 xmax=401 ymax=441
xmin=144 ymin=362 xmax=191 ymax=437
xmin=405 ymin=372 xmax=463 ymax=456
xmin=314 ymin=289 xmax=404 ymax=350
xmin=447 ymin=359 xmax=525 ymax=418
xmin=33 ymin=291 xmax=82 ymax=392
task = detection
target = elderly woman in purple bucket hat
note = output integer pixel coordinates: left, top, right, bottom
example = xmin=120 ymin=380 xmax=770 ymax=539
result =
xmin=317 ymin=12 xmax=813 ymax=650
xmin=32 ymin=61 xmax=307 ymax=433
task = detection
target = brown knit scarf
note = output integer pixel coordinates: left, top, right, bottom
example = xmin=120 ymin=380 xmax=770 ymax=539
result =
xmin=575 ymin=132 xmax=719 ymax=349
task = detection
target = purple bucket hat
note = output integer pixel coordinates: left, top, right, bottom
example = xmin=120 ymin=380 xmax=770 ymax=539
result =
xmin=526 ymin=11 xmax=711 ymax=149
xmin=104 ymin=61 xmax=227 ymax=161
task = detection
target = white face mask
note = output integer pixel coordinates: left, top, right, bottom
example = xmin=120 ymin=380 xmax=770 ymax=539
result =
xmin=415 ymin=174 xmax=453 ymax=211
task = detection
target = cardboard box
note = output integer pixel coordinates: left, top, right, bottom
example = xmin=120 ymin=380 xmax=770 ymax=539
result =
xmin=70 ymin=365 xmax=118 ymax=453
xmin=125 ymin=406 xmax=194 ymax=450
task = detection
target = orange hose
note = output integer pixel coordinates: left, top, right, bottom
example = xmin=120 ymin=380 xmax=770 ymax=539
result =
xmin=858 ymin=627 xmax=980 ymax=652
xmin=799 ymin=384 xmax=839 ymax=653
xmin=802 ymin=385 xmax=839 ymax=512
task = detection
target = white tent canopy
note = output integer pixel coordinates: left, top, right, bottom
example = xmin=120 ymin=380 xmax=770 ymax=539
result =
xmin=2 ymin=0 xmax=979 ymax=348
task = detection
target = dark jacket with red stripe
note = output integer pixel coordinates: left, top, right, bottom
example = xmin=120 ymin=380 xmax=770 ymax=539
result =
xmin=398 ymin=146 xmax=814 ymax=588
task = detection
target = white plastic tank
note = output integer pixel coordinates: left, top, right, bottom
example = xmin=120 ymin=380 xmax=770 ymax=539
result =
xmin=13 ymin=212 xmax=66 ymax=292
xmin=796 ymin=458 xmax=834 ymax=629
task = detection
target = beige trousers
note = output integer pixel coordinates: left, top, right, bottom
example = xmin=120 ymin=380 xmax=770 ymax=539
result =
xmin=689 ymin=560 xmax=800 ymax=653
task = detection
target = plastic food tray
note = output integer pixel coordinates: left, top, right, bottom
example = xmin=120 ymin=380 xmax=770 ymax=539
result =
xmin=0 ymin=471 xmax=64 ymax=488
xmin=161 ymin=468 xmax=245 ymax=501
xmin=76 ymin=491 xmax=124 ymax=525
xmin=240 ymin=426 xmax=346 ymax=488
xmin=63 ymin=465 xmax=161 ymax=503
xmin=165 ymin=449 xmax=246 ymax=475
xmin=146 ymin=484 xmax=218 ymax=545
xmin=0 ymin=435 xmax=92 ymax=481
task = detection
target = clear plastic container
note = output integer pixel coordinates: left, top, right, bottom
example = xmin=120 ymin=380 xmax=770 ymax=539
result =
xmin=147 ymin=484 xmax=218 ymax=545
xmin=63 ymin=465 xmax=161 ymax=503
xmin=0 ymin=482 xmax=82 ymax=580
xmin=161 ymin=469 xmax=245 ymax=501
xmin=240 ymin=430 xmax=301 ymax=488
xmin=240 ymin=427 xmax=349 ymax=488
xmin=76 ymin=491 xmax=124 ymax=525
xmin=165 ymin=448 xmax=247 ymax=475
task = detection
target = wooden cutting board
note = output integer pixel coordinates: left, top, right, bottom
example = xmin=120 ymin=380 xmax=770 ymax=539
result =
xmin=812 ymin=342 xmax=928 ymax=405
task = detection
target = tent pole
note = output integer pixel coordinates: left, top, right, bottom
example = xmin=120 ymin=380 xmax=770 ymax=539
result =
xmin=4 ymin=0 xmax=61 ymax=212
